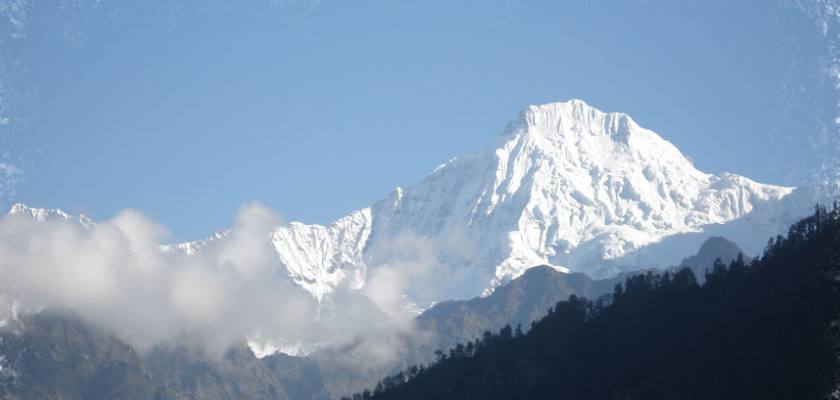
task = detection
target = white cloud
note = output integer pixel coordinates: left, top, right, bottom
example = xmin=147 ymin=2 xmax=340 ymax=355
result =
xmin=0 ymin=203 xmax=447 ymax=364
xmin=0 ymin=203 xmax=318 ymax=355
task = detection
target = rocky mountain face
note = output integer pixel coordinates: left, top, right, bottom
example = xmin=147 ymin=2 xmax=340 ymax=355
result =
xmin=414 ymin=266 xmax=617 ymax=353
xmin=0 ymin=311 xmax=296 ymax=400
xmin=0 ymin=311 xmax=151 ymax=400
xmin=413 ymin=235 xmax=743 ymax=364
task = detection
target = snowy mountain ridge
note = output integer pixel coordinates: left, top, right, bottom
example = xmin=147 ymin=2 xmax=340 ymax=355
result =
xmin=7 ymin=100 xmax=811 ymax=306
xmin=8 ymin=203 xmax=95 ymax=230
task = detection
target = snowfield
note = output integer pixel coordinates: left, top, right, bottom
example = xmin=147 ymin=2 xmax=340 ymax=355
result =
xmin=9 ymin=100 xmax=823 ymax=309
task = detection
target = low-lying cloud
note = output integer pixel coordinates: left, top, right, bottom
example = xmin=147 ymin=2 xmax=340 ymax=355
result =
xmin=0 ymin=203 xmax=320 ymax=354
xmin=0 ymin=202 xmax=459 ymax=367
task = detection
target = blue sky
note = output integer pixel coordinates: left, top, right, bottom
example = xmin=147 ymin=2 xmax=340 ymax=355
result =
xmin=2 ymin=0 xmax=839 ymax=240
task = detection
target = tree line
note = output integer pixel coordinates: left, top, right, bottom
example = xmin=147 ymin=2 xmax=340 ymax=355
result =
xmin=346 ymin=203 xmax=840 ymax=400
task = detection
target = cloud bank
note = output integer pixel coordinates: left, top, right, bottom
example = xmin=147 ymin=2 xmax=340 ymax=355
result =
xmin=0 ymin=202 xmax=456 ymax=366
xmin=0 ymin=203 xmax=320 ymax=354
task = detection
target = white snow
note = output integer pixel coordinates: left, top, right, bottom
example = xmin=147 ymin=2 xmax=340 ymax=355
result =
xmin=8 ymin=203 xmax=94 ymax=229
xmin=161 ymin=230 xmax=230 ymax=256
xmin=6 ymin=99 xmax=822 ymax=311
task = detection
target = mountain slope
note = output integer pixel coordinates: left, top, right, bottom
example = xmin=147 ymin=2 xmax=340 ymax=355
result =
xmin=267 ymin=99 xmax=799 ymax=303
xmin=678 ymin=236 xmax=748 ymax=282
xmin=6 ymin=100 xmax=809 ymax=309
xmin=0 ymin=311 xmax=296 ymax=400
xmin=358 ymin=205 xmax=840 ymax=400
xmin=0 ymin=311 xmax=151 ymax=400
xmin=288 ymin=236 xmax=758 ymax=400
xmin=415 ymin=266 xmax=614 ymax=352
xmin=415 ymin=235 xmax=745 ymax=359
xmin=0 ymin=235 xmax=792 ymax=400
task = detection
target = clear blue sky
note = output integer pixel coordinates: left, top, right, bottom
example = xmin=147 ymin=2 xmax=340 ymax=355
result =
xmin=2 ymin=0 xmax=839 ymax=241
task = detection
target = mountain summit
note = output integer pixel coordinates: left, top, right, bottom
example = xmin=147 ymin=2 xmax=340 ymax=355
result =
xmin=8 ymin=100 xmax=807 ymax=307
xmin=269 ymin=99 xmax=798 ymax=302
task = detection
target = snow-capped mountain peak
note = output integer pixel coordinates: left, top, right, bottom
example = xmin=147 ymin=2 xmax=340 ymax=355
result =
xmin=4 ymin=100 xmax=813 ymax=310
xmin=511 ymin=99 xmax=635 ymax=135
xmin=267 ymin=99 xmax=801 ymax=302
xmin=7 ymin=203 xmax=95 ymax=229
xmin=162 ymin=230 xmax=231 ymax=256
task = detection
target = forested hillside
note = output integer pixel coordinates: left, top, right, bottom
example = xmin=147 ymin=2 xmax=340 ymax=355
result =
xmin=353 ymin=205 xmax=840 ymax=400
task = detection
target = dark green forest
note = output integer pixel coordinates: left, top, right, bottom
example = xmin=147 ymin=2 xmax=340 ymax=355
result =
xmin=349 ymin=204 xmax=840 ymax=400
